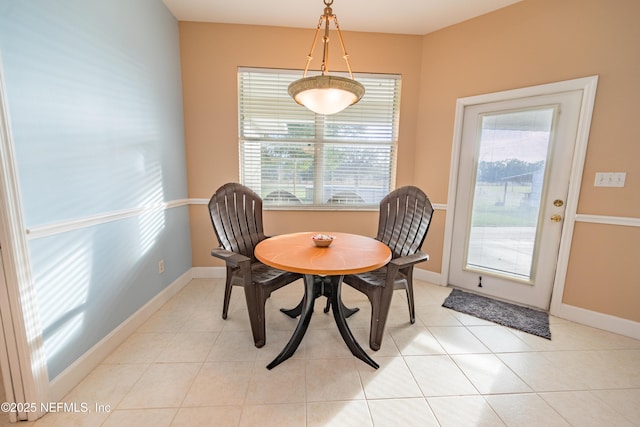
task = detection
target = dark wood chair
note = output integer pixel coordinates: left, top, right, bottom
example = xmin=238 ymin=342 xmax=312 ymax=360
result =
xmin=208 ymin=182 xmax=302 ymax=347
xmin=343 ymin=186 xmax=434 ymax=350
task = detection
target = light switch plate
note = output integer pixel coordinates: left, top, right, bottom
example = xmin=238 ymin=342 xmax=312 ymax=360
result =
xmin=594 ymin=172 xmax=626 ymax=187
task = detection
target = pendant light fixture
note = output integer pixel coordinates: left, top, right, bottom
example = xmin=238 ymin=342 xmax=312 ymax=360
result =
xmin=288 ymin=0 xmax=365 ymax=115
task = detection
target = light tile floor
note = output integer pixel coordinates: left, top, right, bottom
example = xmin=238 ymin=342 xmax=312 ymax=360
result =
xmin=9 ymin=278 xmax=640 ymax=426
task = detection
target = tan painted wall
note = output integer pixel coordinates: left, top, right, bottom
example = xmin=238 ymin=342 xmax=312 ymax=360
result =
xmin=415 ymin=0 xmax=640 ymax=321
xmin=180 ymin=0 xmax=640 ymax=322
xmin=179 ymin=22 xmax=424 ymax=267
xmin=563 ymin=223 xmax=639 ymax=321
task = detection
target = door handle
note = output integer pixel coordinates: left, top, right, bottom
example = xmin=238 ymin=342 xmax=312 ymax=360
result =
xmin=550 ymin=214 xmax=562 ymax=222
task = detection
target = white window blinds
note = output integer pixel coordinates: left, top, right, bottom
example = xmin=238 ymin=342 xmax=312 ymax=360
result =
xmin=238 ymin=68 xmax=401 ymax=208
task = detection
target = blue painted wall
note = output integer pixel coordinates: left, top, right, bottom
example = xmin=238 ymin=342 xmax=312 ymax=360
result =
xmin=0 ymin=1 xmax=192 ymax=378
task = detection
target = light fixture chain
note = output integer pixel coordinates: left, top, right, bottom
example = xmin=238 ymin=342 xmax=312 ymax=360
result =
xmin=288 ymin=0 xmax=365 ymax=115
xmin=320 ymin=11 xmax=332 ymax=75
xmin=332 ymin=16 xmax=354 ymax=79
xmin=302 ymin=17 xmax=324 ymax=78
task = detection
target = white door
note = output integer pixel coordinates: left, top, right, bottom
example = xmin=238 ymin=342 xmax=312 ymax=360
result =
xmin=448 ymin=90 xmax=583 ymax=309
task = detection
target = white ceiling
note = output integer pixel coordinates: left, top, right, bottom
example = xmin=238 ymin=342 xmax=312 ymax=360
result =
xmin=163 ymin=0 xmax=523 ymax=36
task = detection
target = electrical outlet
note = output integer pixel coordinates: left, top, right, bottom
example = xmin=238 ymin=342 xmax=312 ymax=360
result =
xmin=158 ymin=260 xmax=165 ymax=274
xmin=594 ymin=172 xmax=626 ymax=187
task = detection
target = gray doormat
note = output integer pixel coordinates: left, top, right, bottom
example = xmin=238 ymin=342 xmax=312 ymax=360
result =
xmin=442 ymin=289 xmax=551 ymax=339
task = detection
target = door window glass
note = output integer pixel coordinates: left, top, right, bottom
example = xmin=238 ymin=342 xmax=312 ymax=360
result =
xmin=466 ymin=107 xmax=555 ymax=280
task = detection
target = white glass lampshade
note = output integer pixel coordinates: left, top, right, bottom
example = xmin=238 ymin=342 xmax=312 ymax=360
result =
xmin=289 ymin=75 xmax=365 ymax=115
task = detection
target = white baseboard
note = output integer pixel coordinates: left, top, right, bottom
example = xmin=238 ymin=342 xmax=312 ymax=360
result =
xmin=48 ymin=269 xmax=194 ymax=401
xmin=552 ymin=302 xmax=640 ymax=341
xmin=414 ymin=268 xmax=442 ymax=286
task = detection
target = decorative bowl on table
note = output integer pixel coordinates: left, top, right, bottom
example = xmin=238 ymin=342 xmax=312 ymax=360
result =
xmin=312 ymin=233 xmax=334 ymax=247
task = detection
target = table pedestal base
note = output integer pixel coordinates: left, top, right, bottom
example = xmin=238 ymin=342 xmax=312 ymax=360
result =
xmin=280 ymin=276 xmax=359 ymax=318
xmin=266 ymin=274 xmax=379 ymax=370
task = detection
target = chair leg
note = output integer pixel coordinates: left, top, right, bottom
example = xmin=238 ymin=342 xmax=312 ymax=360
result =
xmin=244 ymin=285 xmax=266 ymax=348
xmin=369 ymin=285 xmax=395 ymax=351
xmin=405 ymin=282 xmax=416 ymax=324
xmin=368 ymin=296 xmax=382 ymax=351
xmin=222 ymin=267 xmax=233 ymax=320
xmin=404 ymin=269 xmax=416 ymax=324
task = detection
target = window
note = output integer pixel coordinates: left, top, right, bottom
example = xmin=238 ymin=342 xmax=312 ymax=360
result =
xmin=238 ymin=68 xmax=401 ymax=208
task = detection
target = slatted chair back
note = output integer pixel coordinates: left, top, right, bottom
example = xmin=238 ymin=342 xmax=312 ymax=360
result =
xmin=376 ymin=186 xmax=434 ymax=259
xmin=209 ymin=182 xmax=266 ymax=260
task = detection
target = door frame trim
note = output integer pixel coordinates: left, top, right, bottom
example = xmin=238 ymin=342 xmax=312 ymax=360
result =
xmin=442 ymin=76 xmax=599 ymax=316
xmin=0 ymin=54 xmax=50 ymax=420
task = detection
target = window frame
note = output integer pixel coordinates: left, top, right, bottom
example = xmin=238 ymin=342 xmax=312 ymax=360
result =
xmin=238 ymin=67 xmax=401 ymax=210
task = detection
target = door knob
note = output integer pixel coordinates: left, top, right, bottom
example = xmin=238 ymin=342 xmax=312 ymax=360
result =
xmin=550 ymin=214 xmax=562 ymax=222
xmin=553 ymin=199 xmax=564 ymax=207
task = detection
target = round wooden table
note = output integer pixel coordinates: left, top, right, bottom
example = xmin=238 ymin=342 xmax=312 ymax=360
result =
xmin=255 ymin=232 xmax=391 ymax=369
